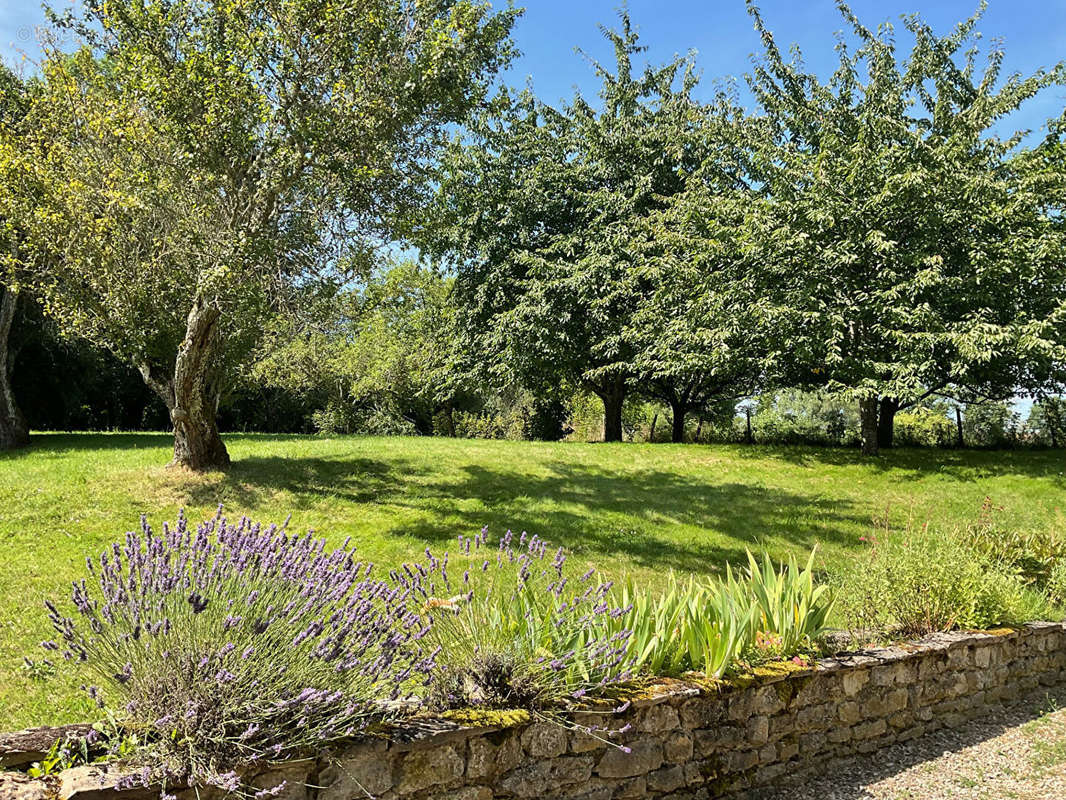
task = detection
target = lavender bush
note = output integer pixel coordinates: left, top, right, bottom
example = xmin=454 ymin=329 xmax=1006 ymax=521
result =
xmin=394 ymin=528 xmax=632 ymax=709
xmin=42 ymin=509 xmax=434 ymax=786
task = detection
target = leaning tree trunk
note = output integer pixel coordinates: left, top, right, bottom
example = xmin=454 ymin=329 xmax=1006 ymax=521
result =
xmin=670 ymin=400 xmax=687 ymax=443
xmin=171 ymin=299 xmax=229 ymax=470
xmin=0 ymin=286 xmax=29 ymax=451
xmin=139 ymin=298 xmax=230 ymax=471
xmin=877 ymin=397 xmax=899 ymax=450
xmin=859 ymin=396 xmax=880 ymax=456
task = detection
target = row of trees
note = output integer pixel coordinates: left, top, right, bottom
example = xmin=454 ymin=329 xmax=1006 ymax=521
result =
xmin=415 ymin=3 xmax=1066 ymax=456
xmin=2 ymin=1 xmax=1065 ymax=466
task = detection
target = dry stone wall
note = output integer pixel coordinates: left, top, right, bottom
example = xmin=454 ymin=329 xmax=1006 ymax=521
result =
xmin=6 ymin=622 xmax=1066 ymax=800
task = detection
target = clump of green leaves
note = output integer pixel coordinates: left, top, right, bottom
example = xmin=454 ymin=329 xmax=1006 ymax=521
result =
xmin=1046 ymin=559 xmax=1066 ymax=607
xmin=962 ymin=498 xmax=1066 ymax=587
xmin=608 ymin=548 xmax=833 ymax=679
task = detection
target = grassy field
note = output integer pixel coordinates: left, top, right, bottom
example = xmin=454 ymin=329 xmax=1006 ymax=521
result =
xmin=1 ymin=432 xmax=1064 ymax=730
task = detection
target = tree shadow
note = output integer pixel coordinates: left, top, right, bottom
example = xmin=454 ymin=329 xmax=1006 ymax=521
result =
xmin=170 ymin=453 xmax=869 ymax=578
xmin=147 ymin=452 xmax=425 ymax=512
xmin=0 ymin=432 xmax=172 ymax=457
xmin=731 ymin=443 xmax=1066 ymax=484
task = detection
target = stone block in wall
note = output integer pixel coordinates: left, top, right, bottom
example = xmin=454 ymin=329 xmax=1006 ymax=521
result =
xmin=798 ymin=731 xmax=827 ymax=755
xmin=768 ymin=713 xmax=796 ymax=740
xmin=395 ymin=744 xmax=464 ymax=794
xmin=497 ymin=755 xmax=594 ymax=797
xmin=789 ymin=675 xmax=829 ymax=708
xmin=614 ymin=776 xmax=647 ymax=798
xmin=744 ymin=715 xmax=769 ymax=745
xmin=467 ymin=730 xmax=522 ymax=779
xmin=694 ymin=723 xmax=743 ymax=751
xmin=836 ymin=700 xmax=862 ymax=726
xmin=841 ymin=669 xmax=869 ymax=697
xmin=521 ymin=722 xmax=568 ymax=758
xmin=319 ymin=741 xmax=393 ymax=799
xmin=0 ymin=772 xmax=50 ymax=800
xmin=679 ymin=697 xmax=724 ymax=729
xmin=664 ymin=730 xmax=694 ymax=762
xmin=596 ymin=739 xmax=663 ymax=779
xmin=58 ymin=766 xmax=155 ymax=800
xmin=647 ymin=764 xmax=686 ymax=793
xmin=825 ymin=726 xmax=851 ymax=745
xmin=724 ymin=746 xmax=759 ymax=774
xmin=639 ymin=703 xmax=680 ymax=733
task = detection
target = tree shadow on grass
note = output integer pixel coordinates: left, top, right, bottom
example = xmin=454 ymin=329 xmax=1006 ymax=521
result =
xmin=733 ymin=442 xmax=1066 ymax=485
xmin=384 ymin=461 xmax=867 ymax=575
xmin=159 ymin=452 xmax=869 ymax=578
xmin=149 ymin=452 xmax=421 ymax=512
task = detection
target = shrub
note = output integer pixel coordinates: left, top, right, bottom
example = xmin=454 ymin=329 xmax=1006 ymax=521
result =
xmin=894 ymin=406 xmax=957 ymax=448
xmin=962 ymin=497 xmax=1066 ymax=587
xmin=1047 ymin=558 xmax=1066 ymax=606
xmin=394 ymin=529 xmax=631 ymax=709
xmin=42 ymin=510 xmax=433 ymax=786
xmin=836 ymin=523 xmax=1052 ymax=638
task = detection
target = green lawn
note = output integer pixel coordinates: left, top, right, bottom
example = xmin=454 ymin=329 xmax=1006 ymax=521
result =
xmin=1 ymin=432 xmax=1064 ymax=730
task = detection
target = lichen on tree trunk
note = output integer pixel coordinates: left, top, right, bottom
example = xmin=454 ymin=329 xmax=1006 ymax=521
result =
xmin=0 ymin=287 xmax=29 ymax=451
xmin=139 ymin=297 xmax=230 ymax=471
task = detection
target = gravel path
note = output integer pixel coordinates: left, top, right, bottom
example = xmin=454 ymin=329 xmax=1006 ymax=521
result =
xmin=759 ymin=687 xmax=1066 ymax=800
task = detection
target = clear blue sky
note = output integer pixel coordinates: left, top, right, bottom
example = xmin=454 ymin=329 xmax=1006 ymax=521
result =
xmin=501 ymin=0 xmax=1066 ymax=136
xmin=3 ymin=1 xmax=1065 ymax=135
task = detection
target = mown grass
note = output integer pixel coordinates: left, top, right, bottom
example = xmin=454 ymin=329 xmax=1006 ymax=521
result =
xmin=1 ymin=432 xmax=1064 ymax=730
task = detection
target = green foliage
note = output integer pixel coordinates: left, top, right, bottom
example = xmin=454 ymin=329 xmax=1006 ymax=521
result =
xmin=740 ymin=550 xmax=834 ymax=657
xmin=1047 ymin=559 xmax=1066 ymax=606
xmin=837 ymin=521 xmax=1054 ymax=638
xmin=749 ymin=391 xmax=859 ymax=447
xmin=608 ymin=549 xmax=833 ymax=679
xmin=742 ymin=2 xmax=1066 ymax=450
xmin=24 ymin=726 xmax=130 ymax=778
xmin=894 ymin=406 xmax=958 ymax=448
xmin=255 ymin=262 xmax=473 ymax=436
xmin=963 ymin=403 xmax=1023 ymax=449
xmin=1026 ymin=397 xmax=1066 ymax=448
xmin=962 ymin=498 xmax=1066 ymax=587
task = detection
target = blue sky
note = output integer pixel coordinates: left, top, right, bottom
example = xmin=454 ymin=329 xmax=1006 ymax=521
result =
xmin=502 ymin=0 xmax=1066 ymax=135
xmin=4 ymin=1 xmax=1065 ymax=131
